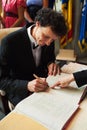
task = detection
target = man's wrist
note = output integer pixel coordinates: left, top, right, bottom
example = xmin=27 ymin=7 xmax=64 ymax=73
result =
xmin=70 ymin=74 xmax=75 ymax=82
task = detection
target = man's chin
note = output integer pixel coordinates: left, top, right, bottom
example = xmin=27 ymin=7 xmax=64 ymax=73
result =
xmin=39 ymin=43 xmax=45 ymax=46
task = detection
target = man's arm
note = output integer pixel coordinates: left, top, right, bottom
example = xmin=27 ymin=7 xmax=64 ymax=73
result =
xmin=0 ymin=36 xmax=30 ymax=106
xmin=73 ymin=70 xmax=87 ymax=87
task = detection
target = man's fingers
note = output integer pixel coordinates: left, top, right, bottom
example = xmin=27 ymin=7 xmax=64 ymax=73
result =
xmin=51 ymin=82 xmax=60 ymax=88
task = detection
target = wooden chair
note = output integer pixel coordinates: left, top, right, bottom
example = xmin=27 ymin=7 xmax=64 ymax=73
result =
xmin=0 ymin=90 xmax=10 ymax=115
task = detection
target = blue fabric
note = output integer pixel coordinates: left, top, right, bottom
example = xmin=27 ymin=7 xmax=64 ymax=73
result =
xmin=26 ymin=0 xmax=43 ymax=6
xmin=78 ymin=0 xmax=87 ymax=52
xmin=27 ymin=5 xmax=42 ymax=21
xmin=62 ymin=0 xmax=68 ymax=4
xmin=79 ymin=0 xmax=87 ymax=41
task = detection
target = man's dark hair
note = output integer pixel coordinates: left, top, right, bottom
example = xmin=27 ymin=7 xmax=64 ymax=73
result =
xmin=35 ymin=8 xmax=67 ymax=37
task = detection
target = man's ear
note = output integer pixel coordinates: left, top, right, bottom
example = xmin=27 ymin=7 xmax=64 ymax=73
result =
xmin=36 ymin=21 xmax=40 ymax=27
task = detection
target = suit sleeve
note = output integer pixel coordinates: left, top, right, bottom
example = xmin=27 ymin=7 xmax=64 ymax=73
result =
xmin=0 ymin=37 xmax=31 ymax=105
xmin=73 ymin=70 xmax=87 ymax=87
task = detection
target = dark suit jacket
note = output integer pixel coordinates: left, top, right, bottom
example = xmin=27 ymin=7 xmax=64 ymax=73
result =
xmin=73 ymin=70 xmax=87 ymax=87
xmin=0 ymin=26 xmax=55 ymax=105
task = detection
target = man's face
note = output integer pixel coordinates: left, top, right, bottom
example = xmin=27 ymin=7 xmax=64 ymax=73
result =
xmin=34 ymin=22 xmax=58 ymax=46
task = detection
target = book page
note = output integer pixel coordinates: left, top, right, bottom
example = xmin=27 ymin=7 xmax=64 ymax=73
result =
xmin=15 ymin=87 xmax=85 ymax=130
xmin=46 ymin=73 xmax=87 ymax=103
xmin=61 ymin=62 xmax=87 ymax=74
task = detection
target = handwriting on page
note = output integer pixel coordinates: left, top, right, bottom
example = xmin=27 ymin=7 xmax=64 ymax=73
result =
xmin=15 ymin=87 xmax=85 ymax=130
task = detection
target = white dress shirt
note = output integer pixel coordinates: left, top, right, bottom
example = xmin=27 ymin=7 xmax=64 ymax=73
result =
xmin=27 ymin=25 xmax=41 ymax=66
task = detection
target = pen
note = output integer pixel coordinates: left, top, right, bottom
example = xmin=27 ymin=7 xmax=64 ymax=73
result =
xmin=33 ymin=74 xmax=49 ymax=88
xmin=33 ymin=74 xmax=40 ymax=79
xmin=33 ymin=74 xmax=44 ymax=82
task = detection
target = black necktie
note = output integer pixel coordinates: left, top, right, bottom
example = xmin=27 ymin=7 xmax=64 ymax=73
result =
xmin=33 ymin=43 xmax=39 ymax=49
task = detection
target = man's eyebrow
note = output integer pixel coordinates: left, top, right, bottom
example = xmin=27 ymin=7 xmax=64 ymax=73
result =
xmin=44 ymin=34 xmax=51 ymax=38
xmin=45 ymin=36 xmax=50 ymax=38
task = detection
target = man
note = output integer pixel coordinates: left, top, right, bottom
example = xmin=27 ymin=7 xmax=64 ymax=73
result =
xmin=0 ymin=8 xmax=67 ymax=106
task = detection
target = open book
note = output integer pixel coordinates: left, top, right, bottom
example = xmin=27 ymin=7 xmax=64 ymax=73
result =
xmin=15 ymin=87 xmax=86 ymax=130
xmin=14 ymin=62 xmax=87 ymax=130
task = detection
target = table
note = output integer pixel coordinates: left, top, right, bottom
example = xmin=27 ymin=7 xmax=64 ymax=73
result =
xmin=0 ymin=96 xmax=87 ymax=130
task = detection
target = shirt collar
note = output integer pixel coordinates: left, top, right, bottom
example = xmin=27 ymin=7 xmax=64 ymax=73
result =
xmin=27 ymin=24 xmax=38 ymax=47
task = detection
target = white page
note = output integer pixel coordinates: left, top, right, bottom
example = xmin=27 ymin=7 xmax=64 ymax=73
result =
xmin=15 ymin=86 xmax=85 ymax=130
xmin=61 ymin=62 xmax=87 ymax=74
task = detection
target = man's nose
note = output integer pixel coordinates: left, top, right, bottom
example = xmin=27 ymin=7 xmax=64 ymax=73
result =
xmin=46 ymin=39 xmax=53 ymax=46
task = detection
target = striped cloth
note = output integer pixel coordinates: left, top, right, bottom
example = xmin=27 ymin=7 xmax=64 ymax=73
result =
xmin=60 ymin=0 xmax=73 ymax=48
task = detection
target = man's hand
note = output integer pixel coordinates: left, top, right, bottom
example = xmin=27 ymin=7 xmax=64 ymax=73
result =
xmin=48 ymin=62 xmax=61 ymax=76
xmin=27 ymin=78 xmax=48 ymax=92
xmin=51 ymin=74 xmax=74 ymax=88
